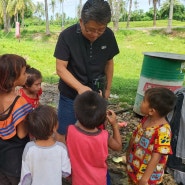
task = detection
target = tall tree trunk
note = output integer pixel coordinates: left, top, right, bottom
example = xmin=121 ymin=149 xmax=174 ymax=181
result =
xmin=126 ymin=0 xmax=132 ymax=28
xmin=21 ymin=11 xmax=25 ymax=28
xmin=78 ymin=0 xmax=82 ymax=18
xmin=59 ymin=0 xmax=64 ymax=29
xmin=2 ymin=0 xmax=9 ymax=32
xmin=44 ymin=0 xmax=50 ymax=35
xmin=108 ymin=0 xmax=121 ymax=31
xmin=61 ymin=1 xmax=64 ymax=29
xmin=153 ymin=1 xmax=157 ymax=27
xmin=166 ymin=0 xmax=174 ymax=33
xmin=108 ymin=0 xmax=113 ymax=18
xmin=112 ymin=0 xmax=121 ymax=31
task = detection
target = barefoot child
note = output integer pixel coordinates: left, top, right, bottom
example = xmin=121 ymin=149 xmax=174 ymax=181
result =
xmin=127 ymin=87 xmax=176 ymax=185
xmin=66 ymin=91 xmax=122 ymax=185
xmin=0 ymin=54 xmax=32 ymax=184
xmin=19 ymin=105 xmax=71 ymax=185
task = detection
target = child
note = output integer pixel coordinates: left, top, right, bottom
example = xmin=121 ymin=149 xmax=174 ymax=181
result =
xmin=126 ymin=87 xmax=176 ymax=185
xmin=66 ymin=91 xmax=122 ymax=185
xmin=18 ymin=66 xmax=42 ymax=108
xmin=0 ymin=54 xmax=33 ymax=185
xmin=19 ymin=105 xmax=71 ymax=185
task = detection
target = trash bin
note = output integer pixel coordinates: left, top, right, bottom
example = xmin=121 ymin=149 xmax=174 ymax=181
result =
xmin=133 ymin=52 xmax=185 ymax=115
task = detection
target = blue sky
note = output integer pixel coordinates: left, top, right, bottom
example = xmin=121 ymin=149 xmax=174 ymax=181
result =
xmin=34 ymin=0 xmax=185 ymax=18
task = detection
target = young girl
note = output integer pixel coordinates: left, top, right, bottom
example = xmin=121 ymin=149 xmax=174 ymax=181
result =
xmin=66 ymin=91 xmax=122 ymax=185
xmin=0 ymin=54 xmax=33 ymax=185
xmin=126 ymin=87 xmax=177 ymax=185
xmin=18 ymin=66 xmax=42 ymax=108
xmin=19 ymin=105 xmax=71 ymax=185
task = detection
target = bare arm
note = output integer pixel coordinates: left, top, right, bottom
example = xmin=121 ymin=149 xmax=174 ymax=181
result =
xmin=138 ymin=152 xmax=162 ymax=185
xmin=56 ymin=59 xmax=91 ymax=94
xmin=107 ymin=110 xmax=122 ymax=151
xmin=104 ymin=59 xmax=114 ymax=99
xmin=16 ymin=121 xmax=27 ymax=139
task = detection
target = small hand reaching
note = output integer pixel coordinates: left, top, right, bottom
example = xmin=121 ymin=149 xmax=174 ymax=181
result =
xmin=106 ymin=110 xmax=117 ymax=126
xmin=106 ymin=109 xmax=122 ymax=151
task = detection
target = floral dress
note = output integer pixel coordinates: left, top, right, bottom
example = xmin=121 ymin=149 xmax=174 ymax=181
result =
xmin=127 ymin=117 xmax=172 ymax=185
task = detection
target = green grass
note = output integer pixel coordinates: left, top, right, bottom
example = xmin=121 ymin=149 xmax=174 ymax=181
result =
xmin=112 ymin=28 xmax=185 ymax=104
xmin=0 ymin=28 xmax=59 ymax=83
xmin=0 ymin=20 xmax=185 ymax=106
xmin=115 ymin=20 xmax=185 ymax=28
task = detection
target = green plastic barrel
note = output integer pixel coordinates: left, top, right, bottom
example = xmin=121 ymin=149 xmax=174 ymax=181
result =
xmin=133 ymin=52 xmax=185 ymax=115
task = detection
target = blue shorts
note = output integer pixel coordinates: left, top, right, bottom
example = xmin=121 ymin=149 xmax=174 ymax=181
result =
xmin=57 ymin=94 xmax=77 ymax=135
xmin=107 ymin=170 xmax=111 ymax=185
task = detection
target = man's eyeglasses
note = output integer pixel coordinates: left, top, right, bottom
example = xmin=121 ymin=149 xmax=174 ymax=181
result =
xmin=83 ymin=24 xmax=106 ymax=35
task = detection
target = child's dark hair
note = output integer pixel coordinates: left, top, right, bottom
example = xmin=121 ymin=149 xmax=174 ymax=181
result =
xmin=145 ymin=87 xmax=176 ymax=117
xmin=74 ymin=91 xmax=107 ymax=129
xmin=25 ymin=105 xmax=58 ymax=140
xmin=25 ymin=65 xmax=42 ymax=87
xmin=0 ymin=54 xmax=26 ymax=93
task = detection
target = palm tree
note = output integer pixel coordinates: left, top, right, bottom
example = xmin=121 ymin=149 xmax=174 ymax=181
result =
xmin=34 ymin=2 xmax=45 ymax=20
xmin=50 ymin=0 xmax=56 ymax=20
xmin=6 ymin=0 xmax=34 ymax=27
xmin=0 ymin=0 xmax=10 ymax=32
xmin=77 ymin=0 xmax=82 ymax=18
xmin=0 ymin=0 xmax=35 ymax=32
xmin=160 ymin=0 xmax=183 ymax=19
xmin=58 ymin=0 xmax=63 ymax=8
xmin=126 ymin=0 xmax=132 ymax=28
xmin=134 ymin=0 xmax=139 ymax=10
xmin=44 ymin=0 xmax=50 ymax=35
xmin=108 ymin=0 xmax=122 ymax=31
xmin=121 ymin=0 xmax=129 ymax=22
xmin=149 ymin=0 xmax=160 ymax=27
xmin=166 ymin=0 xmax=174 ymax=33
xmin=58 ymin=0 xmax=64 ymax=27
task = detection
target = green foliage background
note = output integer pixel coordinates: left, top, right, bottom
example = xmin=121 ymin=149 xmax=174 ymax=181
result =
xmin=0 ymin=21 xmax=185 ymax=105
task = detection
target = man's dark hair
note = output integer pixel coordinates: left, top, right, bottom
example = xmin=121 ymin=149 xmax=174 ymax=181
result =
xmin=25 ymin=105 xmax=58 ymax=140
xmin=74 ymin=91 xmax=107 ymax=129
xmin=145 ymin=87 xmax=177 ymax=117
xmin=81 ymin=0 xmax=111 ymax=25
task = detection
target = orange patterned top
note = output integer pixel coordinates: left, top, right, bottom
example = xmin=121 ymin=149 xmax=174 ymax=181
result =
xmin=0 ymin=96 xmax=32 ymax=140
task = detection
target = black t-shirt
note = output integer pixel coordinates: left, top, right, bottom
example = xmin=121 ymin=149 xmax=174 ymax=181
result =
xmin=54 ymin=23 xmax=119 ymax=99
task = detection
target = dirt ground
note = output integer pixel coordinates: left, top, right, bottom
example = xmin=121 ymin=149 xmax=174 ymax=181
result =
xmin=40 ymin=82 xmax=178 ymax=185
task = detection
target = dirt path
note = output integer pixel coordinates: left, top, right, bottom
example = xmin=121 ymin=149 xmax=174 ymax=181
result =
xmin=40 ymin=83 xmax=178 ymax=185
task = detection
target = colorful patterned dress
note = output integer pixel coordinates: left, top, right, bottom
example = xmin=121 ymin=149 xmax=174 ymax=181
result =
xmin=127 ymin=117 xmax=172 ymax=184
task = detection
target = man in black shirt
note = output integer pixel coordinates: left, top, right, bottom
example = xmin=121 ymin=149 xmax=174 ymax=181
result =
xmin=54 ymin=0 xmax=119 ymax=141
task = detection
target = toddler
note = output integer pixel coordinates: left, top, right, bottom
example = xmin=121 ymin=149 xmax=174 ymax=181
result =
xmin=18 ymin=66 xmax=42 ymax=108
xmin=127 ymin=87 xmax=176 ymax=185
xmin=19 ymin=105 xmax=71 ymax=185
xmin=66 ymin=91 xmax=122 ymax=185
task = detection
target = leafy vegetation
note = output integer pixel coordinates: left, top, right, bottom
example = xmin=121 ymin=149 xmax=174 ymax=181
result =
xmin=0 ymin=22 xmax=185 ymax=106
xmin=1 ymin=0 xmax=185 ymax=32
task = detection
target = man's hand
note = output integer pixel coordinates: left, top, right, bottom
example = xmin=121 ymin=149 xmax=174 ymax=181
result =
xmin=77 ymin=85 xmax=92 ymax=95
